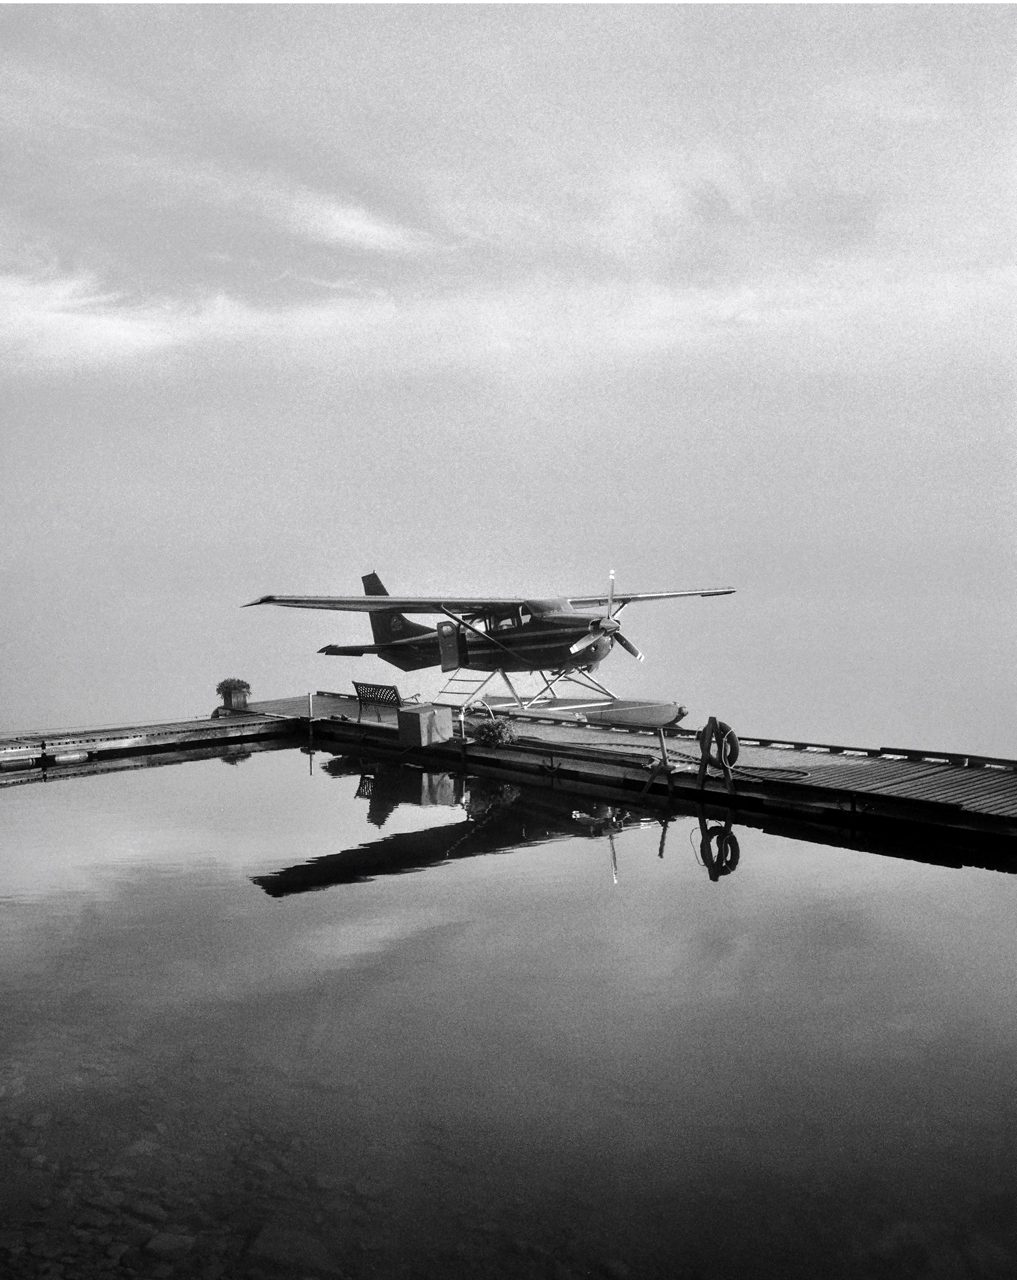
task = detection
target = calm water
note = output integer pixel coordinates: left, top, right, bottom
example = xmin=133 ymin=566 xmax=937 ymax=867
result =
xmin=1 ymin=747 xmax=1016 ymax=1280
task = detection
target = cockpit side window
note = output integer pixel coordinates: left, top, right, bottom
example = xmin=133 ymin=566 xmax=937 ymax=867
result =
xmin=485 ymin=610 xmax=522 ymax=632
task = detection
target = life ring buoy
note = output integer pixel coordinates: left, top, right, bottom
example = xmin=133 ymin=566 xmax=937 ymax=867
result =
xmin=703 ymin=827 xmax=741 ymax=879
xmin=698 ymin=721 xmax=740 ymax=768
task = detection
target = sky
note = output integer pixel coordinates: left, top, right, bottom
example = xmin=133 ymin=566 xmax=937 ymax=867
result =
xmin=1 ymin=4 xmax=1014 ymax=755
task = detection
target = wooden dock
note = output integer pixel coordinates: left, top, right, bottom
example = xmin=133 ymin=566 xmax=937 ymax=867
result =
xmin=3 ymin=692 xmax=1016 ymax=851
xmin=297 ymin=692 xmax=1017 ymax=844
xmin=0 ymin=707 xmax=303 ymax=781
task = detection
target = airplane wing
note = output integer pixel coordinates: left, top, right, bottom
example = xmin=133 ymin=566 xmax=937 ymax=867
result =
xmin=566 ymin=588 xmax=736 ymax=607
xmin=244 ymin=594 xmax=552 ymax=614
xmin=246 ymin=589 xmax=735 ymax=613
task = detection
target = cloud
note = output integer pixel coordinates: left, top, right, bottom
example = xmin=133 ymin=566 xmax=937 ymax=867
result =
xmin=0 ymin=270 xmax=184 ymax=370
xmin=0 ymin=60 xmax=435 ymax=259
xmin=579 ymin=149 xmax=756 ymax=271
xmin=432 ymin=145 xmax=889 ymax=282
xmin=107 ymin=153 xmax=438 ymax=257
xmin=214 ymin=263 xmax=1014 ymax=369
xmin=3 ymin=259 xmax=1010 ymax=378
xmin=272 ymin=187 xmax=434 ymax=256
xmin=432 ymin=147 xmax=759 ymax=278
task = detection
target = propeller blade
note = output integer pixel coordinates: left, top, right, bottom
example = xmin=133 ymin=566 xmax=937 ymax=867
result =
xmin=607 ymin=568 xmax=616 ymax=618
xmin=614 ymin=632 xmax=644 ymax=662
xmin=569 ymin=631 xmax=602 ymax=655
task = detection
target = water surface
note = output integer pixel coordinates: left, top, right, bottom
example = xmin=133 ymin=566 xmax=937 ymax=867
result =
xmin=1 ymin=749 xmax=1015 ymax=1279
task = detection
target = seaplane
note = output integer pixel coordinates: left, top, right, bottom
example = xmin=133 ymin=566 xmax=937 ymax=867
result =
xmin=245 ymin=571 xmax=734 ymax=710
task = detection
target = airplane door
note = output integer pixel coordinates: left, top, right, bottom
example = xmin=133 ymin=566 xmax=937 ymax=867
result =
xmin=437 ymin=621 xmax=467 ymax=672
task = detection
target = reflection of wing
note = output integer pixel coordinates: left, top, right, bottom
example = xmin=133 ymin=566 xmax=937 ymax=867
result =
xmin=244 ymin=595 xmax=554 ymax=614
xmin=567 ymin=588 xmax=735 ymax=606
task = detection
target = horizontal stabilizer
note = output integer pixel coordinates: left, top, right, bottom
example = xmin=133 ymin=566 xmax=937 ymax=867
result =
xmin=318 ymin=635 xmax=428 ymax=656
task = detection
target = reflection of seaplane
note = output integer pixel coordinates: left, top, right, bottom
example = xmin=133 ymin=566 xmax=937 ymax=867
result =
xmin=246 ymin=570 xmax=734 ymax=703
xmin=251 ymin=763 xmax=666 ymax=897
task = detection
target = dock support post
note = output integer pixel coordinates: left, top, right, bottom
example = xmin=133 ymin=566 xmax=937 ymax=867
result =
xmin=657 ymin=727 xmax=675 ymax=798
xmin=307 ymin=692 xmax=314 ymax=775
xmin=696 ymin=720 xmax=712 ymax=789
xmin=658 ymin=727 xmax=670 ymax=779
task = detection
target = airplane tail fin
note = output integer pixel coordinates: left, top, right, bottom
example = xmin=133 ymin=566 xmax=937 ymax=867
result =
xmin=362 ymin=572 xmax=432 ymax=645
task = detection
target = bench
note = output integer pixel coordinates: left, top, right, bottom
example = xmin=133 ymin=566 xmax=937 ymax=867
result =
xmin=352 ymin=681 xmax=405 ymax=723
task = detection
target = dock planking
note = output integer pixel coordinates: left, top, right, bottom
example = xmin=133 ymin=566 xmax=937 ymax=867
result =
xmin=2 ymin=691 xmax=1015 ymax=845
xmin=0 ymin=708 xmax=305 ymax=779
xmin=300 ymin=692 xmax=1017 ymax=841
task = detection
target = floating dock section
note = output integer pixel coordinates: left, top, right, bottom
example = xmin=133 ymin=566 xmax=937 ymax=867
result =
xmin=307 ymin=692 xmax=1017 ymax=842
xmin=0 ymin=708 xmax=302 ymax=783
xmin=3 ymin=692 xmax=1015 ymax=850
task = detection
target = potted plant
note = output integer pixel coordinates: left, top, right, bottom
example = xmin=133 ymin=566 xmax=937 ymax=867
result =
xmin=216 ymin=678 xmax=251 ymax=712
xmin=470 ymin=717 xmax=518 ymax=746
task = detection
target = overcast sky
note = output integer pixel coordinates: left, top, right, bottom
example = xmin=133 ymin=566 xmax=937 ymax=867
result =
xmin=1 ymin=5 xmax=1013 ymax=753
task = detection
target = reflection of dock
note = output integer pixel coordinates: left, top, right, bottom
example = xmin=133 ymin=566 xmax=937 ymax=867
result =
xmin=0 ymin=739 xmax=294 ymax=788
xmin=3 ymin=691 xmax=1016 ymax=847
xmin=252 ymin=759 xmax=1017 ymax=900
xmin=291 ymin=691 xmax=1017 ymax=844
xmin=0 ymin=706 xmax=307 ymax=784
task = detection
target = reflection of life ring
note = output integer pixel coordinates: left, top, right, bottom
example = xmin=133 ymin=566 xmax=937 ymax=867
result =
xmin=703 ymin=827 xmax=741 ymax=880
xmin=699 ymin=721 xmax=740 ymax=767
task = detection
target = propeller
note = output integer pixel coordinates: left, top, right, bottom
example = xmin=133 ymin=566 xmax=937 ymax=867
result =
xmin=569 ymin=570 xmax=645 ymax=662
